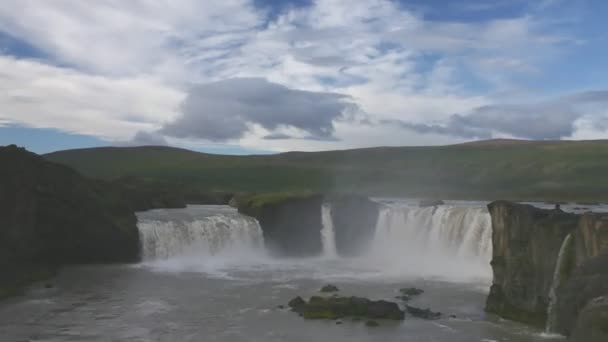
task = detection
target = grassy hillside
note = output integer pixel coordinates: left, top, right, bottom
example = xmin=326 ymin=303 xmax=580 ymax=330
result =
xmin=43 ymin=140 xmax=608 ymax=202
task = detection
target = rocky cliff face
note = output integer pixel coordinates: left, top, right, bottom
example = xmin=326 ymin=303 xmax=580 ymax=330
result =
xmin=486 ymin=200 xmax=608 ymax=336
xmin=329 ymin=195 xmax=379 ymax=257
xmin=0 ymin=145 xmax=141 ymax=296
xmin=238 ymin=193 xmax=325 ymax=257
xmin=485 ymin=201 xmax=580 ymax=327
xmin=555 ymin=213 xmax=608 ymax=336
xmin=237 ymin=193 xmax=381 ymax=257
xmin=569 ymin=296 xmax=608 ymax=342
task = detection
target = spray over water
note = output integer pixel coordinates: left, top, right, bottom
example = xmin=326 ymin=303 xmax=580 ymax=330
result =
xmin=368 ymin=203 xmax=493 ymax=281
xmin=321 ymin=203 xmax=337 ymax=258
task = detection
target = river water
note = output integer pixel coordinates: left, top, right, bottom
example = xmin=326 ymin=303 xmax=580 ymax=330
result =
xmin=0 ymin=204 xmax=562 ymax=341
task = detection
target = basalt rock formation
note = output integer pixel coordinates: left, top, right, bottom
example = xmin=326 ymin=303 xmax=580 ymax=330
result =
xmin=486 ymin=200 xmax=608 ymax=337
xmin=485 ymin=201 xmax=580 ymax=327
xmin=237 ymin=193 xmax=324 ymax=256
xmin=569 ymin=296 xmax=608 ymax=342
xmin=328 ymin=195 xmax=380 ymax=256
xmin=238 ymin=193 xmax=382 ymax=257
xmin=555 ymin=213 xmax=608 ymax=337
xmin=0 ymin=145 xmax=140 ymax=298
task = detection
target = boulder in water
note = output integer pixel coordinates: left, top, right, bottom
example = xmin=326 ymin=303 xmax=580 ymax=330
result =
xmin=405 ymin=305 xmax=441 ymax=320
xmin=396 ymin=287 xmax=424 ymax=301
xmin=320 ymin=284 xmax=339 ymax=293
xmin=288 ymin=296 xmax=306 ymax=312
xmin=365 ymin=320 xmax=380 ymax=327
xmin=288 ymin=295 xmax=404 ymax=321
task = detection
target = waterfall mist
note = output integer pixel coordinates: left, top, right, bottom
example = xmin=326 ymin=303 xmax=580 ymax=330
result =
xmin=321 ymin=204 xmax=337 ymax=258
xmin=137 ymin=206 xmax=265 ymax=272
xmin=365 ymin=202 xmax=493 ymax=282
xmin=135 ymin=202 xmax=493 ymax=283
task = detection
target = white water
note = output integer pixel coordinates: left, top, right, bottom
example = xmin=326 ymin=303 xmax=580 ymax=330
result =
xmin=545 ymin=233 xmax=573 ymax=334
xmin=320 ymin=203 xmax=337 ymax=258
xmin=368 ymin=203 xmax=493 ymax=281
xmin=138 ymin=207 xmax=264 ymax=261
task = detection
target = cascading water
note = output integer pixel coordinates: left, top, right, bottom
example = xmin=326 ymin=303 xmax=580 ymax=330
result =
xmin=137 ymin=206 xmax=264 ymax=261
xmin=321 ymin=203 xmax=337 ymax=258
xmin=545 ymin=233 xmax=574 ymax=335
xmin=369 ymin=203 xmax=493 ymax=281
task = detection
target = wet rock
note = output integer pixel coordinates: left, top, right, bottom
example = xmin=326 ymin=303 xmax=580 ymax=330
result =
xmin=419 ymin=199 xmax=444 ymax=207
xmin=569 ymin=296 xmax=608 ymax=342
xmin=320 ymin=284 xmax=339 ymax=293
xmin=396 ymin=287 xmax=424 ymax=302
xmin=405 ymin=305 xmax=441 ymax=320
xmin=327 ymin=195 xmax=380 ymax=257
xmin=365 ymin=320 xmax=380 ymax=327
xmin=556 ymin=253 xmax=608 ymax=335
xmin=288 ymin=296 xmax=306 ymax=311
xmin=486 ymin=201 xmax=579 ymax=327
xmin=288 ymin=295 xmax=404 ymax=321
xmin=237 ymin=193 xmax=324 ymax=257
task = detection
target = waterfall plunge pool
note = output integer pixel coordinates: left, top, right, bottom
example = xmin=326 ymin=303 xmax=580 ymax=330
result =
xmin=0 ymin=203 xmax=560 ymax=341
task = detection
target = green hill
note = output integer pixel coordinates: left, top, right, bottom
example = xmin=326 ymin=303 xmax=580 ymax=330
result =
xmin=43 ymin=139 xmax=608 ymax=202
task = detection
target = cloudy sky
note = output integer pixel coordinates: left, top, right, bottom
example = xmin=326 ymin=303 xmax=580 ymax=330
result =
xmin=1 ymin=0 xmax=607 ymax=154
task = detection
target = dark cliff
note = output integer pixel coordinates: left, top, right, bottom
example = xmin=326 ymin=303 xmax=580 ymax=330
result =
xmin=485 ymin=201 xmax=579 ymax=326
xmin=237 ymin=193 xmax=381 ymax=257
xmin=486 ymin=200 xmax=608 ymax=338
xmin=237 ymin=193 xmax=324 ymax=257
xmin=555 ymin=213 xmax=608 ymax=337
xmin=329 ymin=195 xmax=379 ymax=256
xmin=0 ymin=145 xmax=140 ymax=297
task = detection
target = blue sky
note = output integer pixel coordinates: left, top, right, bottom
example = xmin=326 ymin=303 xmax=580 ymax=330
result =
xmin=0 ymin=0 xmax=607 ymax=154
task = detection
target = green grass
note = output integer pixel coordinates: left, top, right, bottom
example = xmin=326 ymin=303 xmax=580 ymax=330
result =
xmin=42 ymin=139 xmax=608 ymax=202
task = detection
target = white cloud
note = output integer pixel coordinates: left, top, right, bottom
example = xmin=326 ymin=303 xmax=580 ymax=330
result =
xmin=0 ymin=55 xmax=183 ymax=140
xmin=0 ymin=0 xmax=594 ymax=151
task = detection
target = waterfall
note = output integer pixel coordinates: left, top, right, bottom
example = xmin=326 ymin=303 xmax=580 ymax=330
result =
xmin=369 ymin=203 xmax=493 ymax=280
xmin=545 ymin=233 xmax=574 ymax=334
xmin=321 ymin=203 xmax=337 ymax=258
xmin=137 ymin=206 xmax=264 ymax=261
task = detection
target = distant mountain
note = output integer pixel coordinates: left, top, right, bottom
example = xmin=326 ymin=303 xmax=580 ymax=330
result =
xmin=44 ymin=139 xmax=608 ymax=202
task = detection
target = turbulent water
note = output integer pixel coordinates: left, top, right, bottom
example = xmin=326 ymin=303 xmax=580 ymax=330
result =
xmin=368 ymin=201 xmax=493 ymax=281
xmin=0 ymin=203 xmax=554 ymax=341
xmin=138 ymin=205 xmax=264 ymax=261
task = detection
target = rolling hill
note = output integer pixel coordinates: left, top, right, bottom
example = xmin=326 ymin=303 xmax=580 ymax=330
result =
xmin=43 ymin=139 xmax=608 ymax=202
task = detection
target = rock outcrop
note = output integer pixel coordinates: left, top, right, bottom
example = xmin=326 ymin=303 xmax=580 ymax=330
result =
xmin=486 ymin=200 xmax=608 ymax=336
xmin=238 ymin=193 xmax=324 ymax=256
xmin=573 ymin=213 xmax=608 ymax=266
xmin=238 ymin=193 xmax=381 ymax=257
xmin=0 ymin=145 xmax=140 ymax=297
xmin=485 ymin=200 xmax=580 ymax=327
xmin=328 ymin=195 xmax=379 ymax=256
xmin=288 ymin=295 xmax=404 ymax=321
xmin=569 ymin=296 xmax=608 ymax=342
xmin=553 ymin=213 xmax=608 ymax=336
